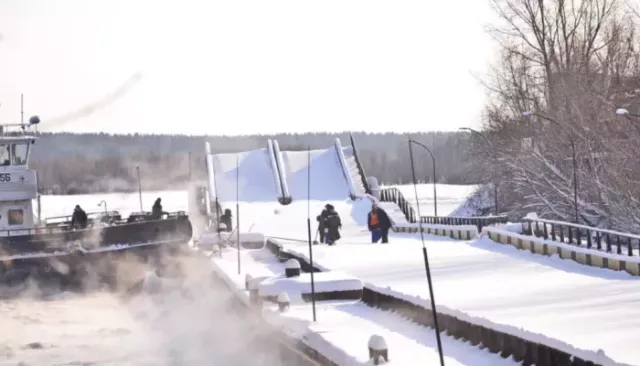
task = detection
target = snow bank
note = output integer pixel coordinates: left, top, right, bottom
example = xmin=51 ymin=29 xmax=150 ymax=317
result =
xmin=208 ymin=250 xmax=368 ymax=365
xmin=364 ymin=282 xmax=628 ymax=366
xmin=258 ymin=271 xmax=363 ymax=298
xmin=492 ymin=222 xmax=523 ymax=234
xmin=197 ymin=232 xmax=265 ymax=248
xmin=210 ymin=247 xmax=518 ymax=366
xmin=273 ymin=242 xmax=631 ymax=366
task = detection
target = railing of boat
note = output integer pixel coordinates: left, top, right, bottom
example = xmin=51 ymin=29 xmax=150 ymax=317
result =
xmin=0 ymin=210 xmax=189 ymax=237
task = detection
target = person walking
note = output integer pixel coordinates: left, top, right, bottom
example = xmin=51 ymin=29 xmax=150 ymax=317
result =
xmin=151 ymin=198 xmax=168 ymax=220
xmin=219 ymin=208 xmax=233 ymax=232
xmin=367 ymin=203 xmax=391 ymax=243
xmin=316 ymin=204 xmax=330 ymax=244
xmin=70 ymin=205 xmax=88 ymax=229
xmin=325 ymin=204 xmax=342 ymax=245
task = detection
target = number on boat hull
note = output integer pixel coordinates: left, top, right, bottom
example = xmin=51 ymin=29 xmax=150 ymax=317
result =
xmin=0 ymin=173 xmax=11 ymax=183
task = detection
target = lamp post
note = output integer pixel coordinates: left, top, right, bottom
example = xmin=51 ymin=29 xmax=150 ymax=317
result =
xmin=408 ymin=139 xmax=438 ymax=217
xmin=407 ymin=138 xmax=445 ymax=366
xmin=459 ymin=127 xmax=499 ymax=215
xmin=523 ymin=111 xmax=579 ymax=223
xmin=616 ymin=108 xmax=640 ymax=118
xmin=98 ymin=200 xmax=107 ymax=216
xmin=136 ymin=166 xmax=143 ymax=212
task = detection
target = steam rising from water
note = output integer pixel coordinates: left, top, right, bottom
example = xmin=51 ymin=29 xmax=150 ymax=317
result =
xmin=0 ymin=253 xmax=291 ymax=365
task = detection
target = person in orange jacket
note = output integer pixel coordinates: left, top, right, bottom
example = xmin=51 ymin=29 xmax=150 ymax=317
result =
xmin=367 ymin=203 xmax=391 ymax=243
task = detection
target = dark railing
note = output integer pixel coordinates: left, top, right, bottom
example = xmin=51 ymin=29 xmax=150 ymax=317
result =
xmin=380 ymin=187 xmax=417 ymax=223
xmin=523 ymin=217 xmax=640 ymax=257
xmin=421 ymin=215 xmax=508 ymax=232
xmin=380 ymin=187 xmax=508 ymax=231
xmin=349 ymin=133 xmax=372 ymax=195
xmin=44 ymin=210 xmax=122 ymax=227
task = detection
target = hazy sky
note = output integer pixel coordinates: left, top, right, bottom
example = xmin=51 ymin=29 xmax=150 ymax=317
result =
xmin=0 ymin=0 xmax=497 ymax=135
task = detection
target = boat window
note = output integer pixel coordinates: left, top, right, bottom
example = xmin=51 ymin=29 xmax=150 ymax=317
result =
xmin=8 ymin=209 xmax=24 ymax=226
xmin=11 ymin=143 xmax=29 ymax=165
xmin=0 ymin=145 xmax=9 ymax=166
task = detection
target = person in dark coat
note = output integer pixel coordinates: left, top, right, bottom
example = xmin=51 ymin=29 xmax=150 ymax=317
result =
xmin=316 ymin=204 xmax=330 ymax=243
xmin=219 ymin=208 xmax=233 ymax=232
xmin=325 ymin=204 xmax=342 ymax=245
xmin=70 ymin=205 xmax=88 ymax=229
xmin=151 ymin=198 xmax=168 ymax=220
xmin=367 ymin=203 xmax=391 ymax=243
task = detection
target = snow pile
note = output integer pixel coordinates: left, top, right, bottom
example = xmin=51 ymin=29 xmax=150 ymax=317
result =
xmin=258 ymin=271 xmax=363 ymax=298
xmin=280 ymin=148 xmax=351 ymax=201
xmin=212 ymin=148 xmax=279 ymax=202
xmin=195 ymin=231 xmax=266 ymax=251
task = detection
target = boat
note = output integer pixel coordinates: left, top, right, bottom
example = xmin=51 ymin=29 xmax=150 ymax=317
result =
xmin=0 ymin=115 xmax=193 ymax=292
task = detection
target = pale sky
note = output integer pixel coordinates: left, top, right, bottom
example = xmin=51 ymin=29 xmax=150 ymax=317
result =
xmin=0 ymin=0 xmax=497 ymax=135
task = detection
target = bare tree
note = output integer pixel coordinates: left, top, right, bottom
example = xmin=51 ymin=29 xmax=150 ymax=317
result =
xmin=475 ymin=0 xmax=640 ymax=231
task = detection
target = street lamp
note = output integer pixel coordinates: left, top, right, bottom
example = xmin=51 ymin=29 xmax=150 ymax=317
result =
xmin=459 ymin=127 xmax=499 ymax=215
xmin=98 ymin=200 xmax=108 ymax=217
xmin=408 ymin=139 xmax=438 ymax=217
xmin=523 ymin=111 xmax=579 ymax=223
xmin=614 ymin=108 xmax=640 ymax=133
xmin=615 ymin=108 xmax=640 ymax=117
xmin=407 ymin=138 xmax=445 ymax=366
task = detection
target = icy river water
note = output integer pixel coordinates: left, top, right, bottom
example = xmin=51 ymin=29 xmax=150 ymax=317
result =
xmin=0 ymin=254 xmax=299 ymax=366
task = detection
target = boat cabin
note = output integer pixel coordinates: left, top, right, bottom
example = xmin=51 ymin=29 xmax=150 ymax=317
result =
xmin=0 ymin=118 xmax=39 ymax=233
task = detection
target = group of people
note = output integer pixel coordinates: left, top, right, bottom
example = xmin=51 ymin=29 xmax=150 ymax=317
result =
xmin=315 ymin=202 xmax=392 ymax=245
xmin=70 ymin=196 xmax=392 ymax=245
xmin=316 ymin=204 xmax=342 ymax=245
xmin=69 ymin=197 xmax=170 ymax=230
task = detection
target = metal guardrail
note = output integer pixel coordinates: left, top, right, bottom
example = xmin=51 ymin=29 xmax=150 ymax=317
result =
xmin=44 ymin=210 xmax=122 ymax=226
xmin=348 ymin=133 xmax=372 ymax=195
xmin=379 ymin=187 xmax=508 ymax=231
xmin=421 ymin=215 xmax=508 ymax=232
xmin=379 ymin=187 xmax=418 ymax=223
xmin=29 ymin=210 xmax=187 ymax=236
xmin=523 ymin=217 xmax=640 ymax=256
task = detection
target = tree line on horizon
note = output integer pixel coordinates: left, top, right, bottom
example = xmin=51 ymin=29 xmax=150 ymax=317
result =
xmin=31 ymin=131 xmax=478 ymax=195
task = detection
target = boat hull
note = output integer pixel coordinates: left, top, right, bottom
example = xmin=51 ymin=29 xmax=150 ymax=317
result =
xmin=0 ymin=215 xmax=193 ymax=255
xmin=0 ymin=215 xmax=193 ymax=293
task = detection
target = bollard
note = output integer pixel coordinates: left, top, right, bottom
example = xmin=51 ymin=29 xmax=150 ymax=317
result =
xmin=248 ymin=281 xmax=262 ymax=308
xmin=277 ymin=292 xmax=290 ymax=312
xmin=284 ymin=259 xmax=301 ymax=278
xmin=245 ymin=274 xmax=253 ymax=290
xmin=368 ymin=335 xmax=388 ymax=365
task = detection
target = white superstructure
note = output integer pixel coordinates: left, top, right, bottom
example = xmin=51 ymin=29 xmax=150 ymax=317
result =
xmin=0 ymin=117 xmax=40 ymax=232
